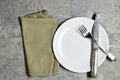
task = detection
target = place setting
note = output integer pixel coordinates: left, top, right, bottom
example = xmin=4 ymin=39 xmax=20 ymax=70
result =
xmin=20 ymin=10 xmax=116 ymax=77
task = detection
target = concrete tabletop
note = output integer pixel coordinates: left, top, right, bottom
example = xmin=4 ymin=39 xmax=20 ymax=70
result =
xmin=0 ymin=0 xmax=120 ymax=80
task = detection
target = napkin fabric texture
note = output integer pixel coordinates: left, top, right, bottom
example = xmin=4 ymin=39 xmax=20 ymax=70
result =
xmin=20 ymin=10 xmax=59 ymax=76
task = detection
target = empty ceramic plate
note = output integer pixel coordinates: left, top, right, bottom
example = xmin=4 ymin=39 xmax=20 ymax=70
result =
xmin=53 ymin=17 xmax=109 ymax=73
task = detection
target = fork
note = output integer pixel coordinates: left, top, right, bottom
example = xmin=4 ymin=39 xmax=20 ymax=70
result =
xmin=78 ymin=25 xmax=116 ymax=61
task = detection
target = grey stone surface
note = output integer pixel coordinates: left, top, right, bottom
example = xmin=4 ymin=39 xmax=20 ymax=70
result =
xmin=0 ymin=0 xmax=120 ymax=80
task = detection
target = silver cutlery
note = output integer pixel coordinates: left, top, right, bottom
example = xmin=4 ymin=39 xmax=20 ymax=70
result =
xmin=78 ymin=25 xmax=116 ymax=61
xmin=91 ymin=12 xmax=100 ymax=77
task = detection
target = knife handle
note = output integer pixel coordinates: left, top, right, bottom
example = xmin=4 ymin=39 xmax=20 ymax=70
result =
xmin=91 ymin=48 xmax=98 ymax=77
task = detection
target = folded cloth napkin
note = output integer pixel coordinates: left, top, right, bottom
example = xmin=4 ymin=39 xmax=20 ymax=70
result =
xmin=20 ymin=10 xmax=59 ymax=76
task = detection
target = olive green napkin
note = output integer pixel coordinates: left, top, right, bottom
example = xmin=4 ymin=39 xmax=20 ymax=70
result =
xmin=20 ymin=10 xmax=59 ymax=76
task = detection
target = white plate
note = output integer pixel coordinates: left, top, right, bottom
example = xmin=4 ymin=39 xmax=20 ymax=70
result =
xmin=53 ymin=17 xmax=109 ymax=73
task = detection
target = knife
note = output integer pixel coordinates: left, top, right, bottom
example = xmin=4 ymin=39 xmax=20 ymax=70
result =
xmin=91 ymin=12 xmax=100 ymax=77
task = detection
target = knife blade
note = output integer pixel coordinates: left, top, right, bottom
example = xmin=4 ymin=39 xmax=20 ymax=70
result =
xmin=91 ymin=12 xmax=100 ymax=77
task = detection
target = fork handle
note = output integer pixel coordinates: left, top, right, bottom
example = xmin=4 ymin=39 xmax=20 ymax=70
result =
xmin=91 ymin=48 xmax=98 ymax=77
xmin=91 ymin=36 xmax=116 ymax=61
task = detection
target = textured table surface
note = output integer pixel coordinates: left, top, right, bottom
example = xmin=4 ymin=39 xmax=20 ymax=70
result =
xmin=0 ymin=0 xmax=120 ymax=80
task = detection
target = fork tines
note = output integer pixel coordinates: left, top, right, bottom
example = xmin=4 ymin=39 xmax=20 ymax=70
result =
xmin=78 ymin=25 xmax=87 ymax=34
